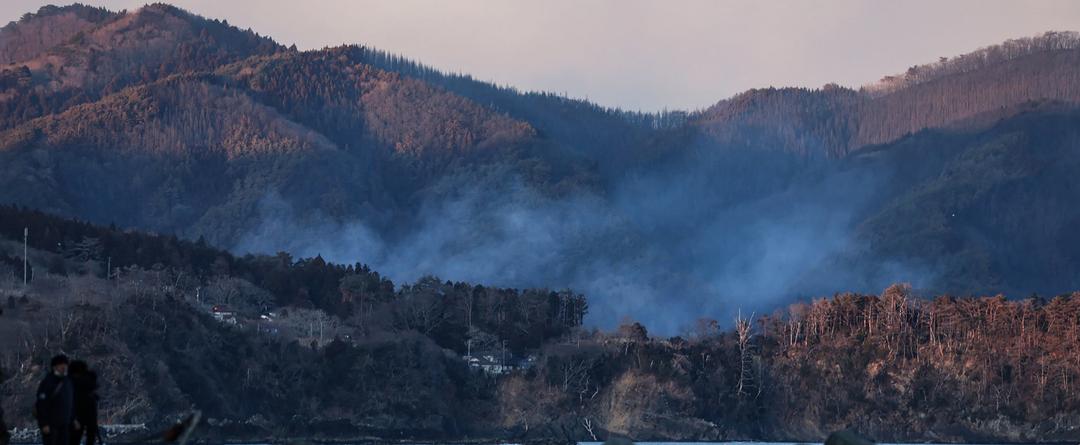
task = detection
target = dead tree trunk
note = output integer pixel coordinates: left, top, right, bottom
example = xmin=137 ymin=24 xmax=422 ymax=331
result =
xmin=736 ymin=311 xmax=756 ymax=399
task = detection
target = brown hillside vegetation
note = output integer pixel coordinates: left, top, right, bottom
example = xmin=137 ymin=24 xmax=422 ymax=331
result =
xmin=693 ymin=32 xmax=1080 ymax=158
xmin=855 ymin=32 xmax=1080 ymax=149
xmin=863 ymin=31 xmax=1080 ymax=96
xmin=496 ymin=285 xmax=1080 ymax=442
xmin=0 ymin=3 xmax=279 ymax=131
xmin=0 ymin=4 xmax=117 ymax=65
xmin=0 ymin=14 xmax=549 ymax=243
xmin=17 ymin=3 xmax=279 ymax=92
xmin=219 ymin=47 xmax=537 ymax=159
xmin=0 ymin=71 xmax=388 ymax=245
xmin=0 ymin=74 xmax=339 ymax=157
xmin=2 ymin=209 xmax=1080 ymax=442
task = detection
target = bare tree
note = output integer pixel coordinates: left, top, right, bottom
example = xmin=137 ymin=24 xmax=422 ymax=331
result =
xmin=735 ymin=311 xmax=756 ymax=399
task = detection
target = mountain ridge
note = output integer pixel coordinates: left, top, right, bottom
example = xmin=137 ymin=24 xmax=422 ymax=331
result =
xmin=0 ymin=3 xmax=117 ymax=65
xmin=1 ymin=3 xmax=1080 ymax=328
xmin=0 ymin=2 xmax=279 ymax=130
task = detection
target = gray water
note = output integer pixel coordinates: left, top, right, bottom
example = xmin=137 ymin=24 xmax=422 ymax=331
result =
xmin=579 ymin=442 xmax=1009 ymax=445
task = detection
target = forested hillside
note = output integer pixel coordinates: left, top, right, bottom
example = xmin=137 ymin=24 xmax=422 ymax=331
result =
xmin=0 ymin=4 xmax=116 ymax=65
xmin=3 ymin=206 xmax=1080 ymax=442
xmin=0 ymin=3 xmax=278 ymax=131
xmin=1 ymin=3 xmax=1080 ymax=330
xmin=847 ymin=104 xmax=1080 ymax=296
xmin=692 ymin=31 xmax=1080 ymax=158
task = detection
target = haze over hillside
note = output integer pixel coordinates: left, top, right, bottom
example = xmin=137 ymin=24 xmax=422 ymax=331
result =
xmin=3 ymin=4 xmax=1080 ymax=332
xmin=7 ymin=205 xmax=1080 ymax=442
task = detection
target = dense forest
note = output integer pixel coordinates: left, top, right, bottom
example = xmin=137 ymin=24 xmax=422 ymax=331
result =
xmin=0 ymin=205 xmax=587 ymax=348
xmin=3 ymin=206 xmax=1080 ymax=442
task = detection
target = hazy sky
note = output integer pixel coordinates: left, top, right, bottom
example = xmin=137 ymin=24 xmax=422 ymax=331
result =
xmin=4 ymin=1 xmax=1080 ymax=111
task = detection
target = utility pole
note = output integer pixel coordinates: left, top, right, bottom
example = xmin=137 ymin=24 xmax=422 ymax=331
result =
xmin=23 ymin=227 xmax=28 ymax=286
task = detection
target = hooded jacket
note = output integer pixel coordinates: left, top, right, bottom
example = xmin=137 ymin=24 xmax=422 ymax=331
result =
xmin=0 ymin=404 xmax=10 ymax=445
xmin=34 ymin=372 xmax=74 ymax=429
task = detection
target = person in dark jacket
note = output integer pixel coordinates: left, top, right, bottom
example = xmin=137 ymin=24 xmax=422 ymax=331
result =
xmin=0 ymin=398 xmax=10 ymax=445
xmin=68 ymin=361 xmax=99 ymax=445
xmin=0 ymin=366 xmax=7 ymax=445
xmin=35 ymin=355 xmax=75 ymax=445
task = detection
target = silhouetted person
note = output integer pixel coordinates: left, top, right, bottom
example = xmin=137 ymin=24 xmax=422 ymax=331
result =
xmin=0 ymin=398 xmax=10 ymax=445
xmin=35 ymin=355 xmax=75 ymax=445
xmin=68 ymin=361 xmax=99 ymax=445
xmin=0 ymin=365 xmax=8 ymax=445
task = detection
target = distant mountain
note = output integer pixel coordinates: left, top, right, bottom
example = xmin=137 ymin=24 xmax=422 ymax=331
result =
xmin=0 ymin=45 xmax=552 ymax=246
xmin=690 ymin=31 xmax=1080 ymax=158
xmin=0 ymin=73 xmax=377 ymax=243
xmin=2 ymin=3 xmax=1080 ymax=327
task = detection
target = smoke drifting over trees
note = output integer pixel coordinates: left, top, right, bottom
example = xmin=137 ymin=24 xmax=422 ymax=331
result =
xmin=233 ymin=155 xmax=925 ymax=334
xmin=3 ymin=208 xmax=1080 ymax=442
xmin=4 ymin=5 xmax=1080 ymax=441
xmin=1 ymin=5 xmax=1080 ymax=335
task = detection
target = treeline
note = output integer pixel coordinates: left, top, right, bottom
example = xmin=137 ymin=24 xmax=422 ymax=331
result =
xmin=754 ymin=285 xmax=1080 ymax=437
xmin=490 ymin=285 xmax=1080 ymax=442
xmin=351 ymin=44 xmax=689 ymax=174
xmin=690 ymin=31 xmax=1080 ymax=159
xmin=0 ymin=204 xmax=589 ymax=439
xmin=1 ymin=269 xmax=491 ymax=438
xmin=0 ymin=204 xmax=587 ymax=354
xmin=4 ymin=204 xmax=1080 ymax=441
xmin=863 ymin=31 xmax=1080 ymax=96
xmin=0 ymin=4 xmax=116 ymax=65
xmin=854 ymin=45 xmax=1080 ymax=149
xmin=694 ymin=85 xmax=862 ymax=158
xmin=353 ymin=45 xmax=690 ymax=131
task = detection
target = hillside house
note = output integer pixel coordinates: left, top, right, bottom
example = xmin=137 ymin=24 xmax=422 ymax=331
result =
xmin=210 ymin=305 xmax=237 ymax=325
xmin=463 ymin=354 xmax=515 ymax=375
xmin=257 ymin=313 xmax=279 ymax=335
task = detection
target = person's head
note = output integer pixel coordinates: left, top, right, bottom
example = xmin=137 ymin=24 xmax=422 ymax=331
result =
xmin=69 ymin=360 xmax=88 ymax=377
xmin=49 ymin=354 xmax=69 ymax=376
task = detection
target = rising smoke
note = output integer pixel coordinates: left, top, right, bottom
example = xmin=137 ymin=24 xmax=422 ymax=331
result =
xmin=235 ymin=146 xmax=932 ymax=335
